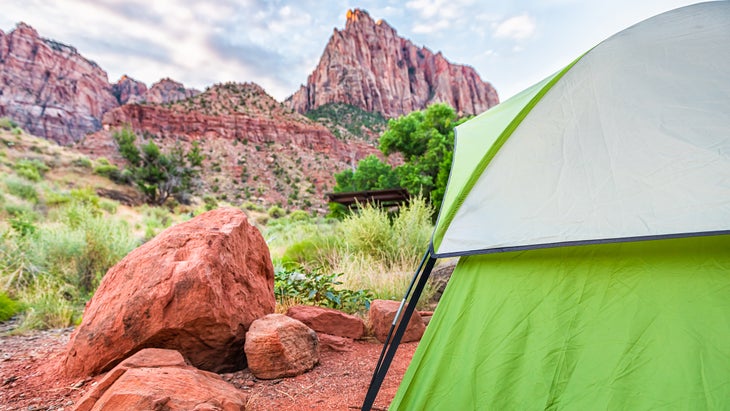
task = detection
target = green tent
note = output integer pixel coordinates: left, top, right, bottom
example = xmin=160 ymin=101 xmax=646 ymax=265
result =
xmin=363 ymin=2 xmax=730 ymax=410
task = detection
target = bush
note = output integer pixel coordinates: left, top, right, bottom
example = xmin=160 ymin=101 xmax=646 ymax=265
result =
xmin=281 ymin=235 xmax=339 ymax=269
xmin=4 ymin=176 xmax=39 ymax=202
xmin=267 ymin=205 xmax=286 ymax=219
xmin=274 ymin=265 xmax=373 ymax=314
xmin=0 ymin=117 xmax=18 ymax=130
xmin=0 ymin=291 xmax=20 ymax=321
xmin=14 ymin=158 xmax=49 ymax=182
xmin=73 ymin=156 xmax=93 ymax=169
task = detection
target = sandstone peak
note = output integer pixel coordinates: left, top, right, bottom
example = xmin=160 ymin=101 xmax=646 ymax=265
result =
xmin=287 ymin=9 xmax=499 ymax=118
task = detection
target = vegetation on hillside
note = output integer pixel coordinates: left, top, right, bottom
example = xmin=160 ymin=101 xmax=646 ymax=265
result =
xmin=113 ymin=126 xmax=203 ymax=205
xmin=0 ymin=105 xmax=439 ymax=331
xmin=305 ymin=102 xmax=387 ymax=142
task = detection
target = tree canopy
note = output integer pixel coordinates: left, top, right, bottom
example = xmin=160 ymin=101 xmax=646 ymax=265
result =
xmin=332 ymin=103 xmax=469 ymax=214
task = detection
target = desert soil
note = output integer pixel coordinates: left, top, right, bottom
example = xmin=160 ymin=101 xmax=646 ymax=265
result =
xmin=0 ymin=322 xmax=417 ymax=411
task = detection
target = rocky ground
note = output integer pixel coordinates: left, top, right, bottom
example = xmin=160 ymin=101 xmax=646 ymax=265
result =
xmin=0 ymin=322 xmax=417 ymax=410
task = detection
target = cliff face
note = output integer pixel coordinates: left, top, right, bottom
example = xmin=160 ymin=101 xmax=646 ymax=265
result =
xmin=143 ymin=78 xmax=201 ymax=104
xmin=78 ymin=83 xmax=383 ymax=209
xmin=112 ymin=75 xmax=147 ymax=105
xmin=287 ymin=9 xmax=499 ymax=118
xmin=0 ymin=23 xmax=118 ymax=145
xmin=0 ymin=23 xmax=201 ymax=145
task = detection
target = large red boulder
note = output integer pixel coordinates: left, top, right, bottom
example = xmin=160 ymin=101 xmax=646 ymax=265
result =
xmin=75 ymin=348 xmax=247 ymax=411
xmin=244 ymin=314 xmax=319 ymax=380
xmin=61 ymin=207 xmax=275 ymax=378
xmin=286 ymin=305 xmax=365 ymax=339
xmin=368 ymin=299 xmax=426 ymax=343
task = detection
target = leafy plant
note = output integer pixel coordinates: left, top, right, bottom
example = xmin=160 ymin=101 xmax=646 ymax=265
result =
xmin=14 ymin=158 xmax=49 ymax=182
xmin=0 ymin=291 xmax=20 ymax=322
xmin=274 ymin=264 xmax=373 ymax=314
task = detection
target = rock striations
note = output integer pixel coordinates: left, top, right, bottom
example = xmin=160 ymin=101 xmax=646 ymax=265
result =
xmin=288 ymin=9 xmax=499 ymax=118
xmin=0 ymin=23 xmax=118 ymax=145
xmin=0 ymin=23 xmax=200 ymax=145
xmin=77 ymin=82 xmax=384 ymax=208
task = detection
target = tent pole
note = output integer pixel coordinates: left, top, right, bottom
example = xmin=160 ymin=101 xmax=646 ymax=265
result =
xmin=370 ymin=251 xmax=429 ymax=377
xmin=361 ymin=252 xmax=437 ymax=411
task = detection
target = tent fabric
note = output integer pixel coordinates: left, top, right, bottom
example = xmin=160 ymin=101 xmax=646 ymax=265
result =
xmin=432 ymin=1 xmax=730 ymax=256
xmin=391 ymin=234 xmax=730 ymax=410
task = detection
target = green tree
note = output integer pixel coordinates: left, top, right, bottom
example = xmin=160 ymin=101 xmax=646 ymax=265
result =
xmin=380 ymin=103 xmax=467 ymax=212
xmin=333 ymin=155 xmax=399 ymax=193
xmin=113 ymin=127 xmax=203 ymax=205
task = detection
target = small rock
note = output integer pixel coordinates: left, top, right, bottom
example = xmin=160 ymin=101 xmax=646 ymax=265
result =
xmin=245 ymin=314 xmax=319 ymax=380
xmin=368 ymin=299 xmax=426 ymax=343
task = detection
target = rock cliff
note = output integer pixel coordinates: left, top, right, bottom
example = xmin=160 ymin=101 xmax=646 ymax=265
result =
xmin=143 ymin=78 xmax=201 ymax=104
xmin=0 ymin=23 xmax=118 ymax=145
xmin=112 ymin=75 xmax=147 ymax=105
xmin=0 ymin=23 xmax=201 ymax=145
xmin=287 ymin=9 xmax=499 ymax=118
xmin=77 ymin=82 xmax=384 ymax=209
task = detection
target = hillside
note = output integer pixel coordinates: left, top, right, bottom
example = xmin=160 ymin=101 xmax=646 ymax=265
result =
xmin=76 ymin=82 xmax=385 ymax=210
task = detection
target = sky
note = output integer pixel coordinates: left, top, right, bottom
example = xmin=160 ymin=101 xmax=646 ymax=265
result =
xmin=0 ymin=0 xmax=703 ymax=103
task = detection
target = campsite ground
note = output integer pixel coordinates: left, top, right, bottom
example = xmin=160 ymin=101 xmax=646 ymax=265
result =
xmin=0 ymin=324 xmax=417 ymax=410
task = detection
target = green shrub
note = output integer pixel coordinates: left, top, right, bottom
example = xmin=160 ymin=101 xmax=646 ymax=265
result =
xmin=287 ymin=210 xmax=310 ymax=222
xmin=274 ymin=265 xmax=373 ymax=314
xmin=4 ymin=176 xmax=39 ymax=202
xmin=93 ymin=162 xmax=121 ymax=178
xmin=72 ymin=156 xmax=93 ymax=169
xmin=338 ymin=204 xmax=393 ymax=261
xmin=0 ymin=291 xmax=20 ymax=322
xmin=281 ymin=235 xmax=339 ymax=268
xmin=242 ymin=201 xmax=264 ymax=212
xmin=14 ymin=158 xmax=49 ymax=182
xmin=99 ymin=199 xmax=118 ymax=214
xmin=0 ymin=117 xmax=18 ymax=130
xmin=267 ymin=205 xmax=286 ymax=219
xmin=44 ymin=191 xmax=72 ymax=206
xmin=9 ymin=212 xmax=37 ymax=237
xmin=203 ymin=195 xmax=218 ymax=211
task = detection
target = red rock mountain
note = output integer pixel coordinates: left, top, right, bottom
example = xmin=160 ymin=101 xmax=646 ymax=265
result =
xmin=287 ymin=9 xmax=499 ymax=118
xmin=0 ymin=23 xmax=200 ymax=145
xmin=0 ymin=23 xmax=118 ymax=145
xmin=77 ymin=82 xmax=384 ymax=209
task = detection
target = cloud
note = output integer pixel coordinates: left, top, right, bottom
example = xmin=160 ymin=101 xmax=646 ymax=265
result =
xmin=493 ymin=13 xmax=537 ymax=40
xmin=411 ymin=19 xmax=450 ymax=34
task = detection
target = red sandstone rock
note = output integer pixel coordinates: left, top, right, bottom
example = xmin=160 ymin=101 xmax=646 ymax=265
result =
xmin=112 ymin=75 xmax=147 ymax=105
xmin=144 ymin=78 xmax=200 ymax=104
xmin=286 ymin=305 xmax=365 ymax=339
xmin=368 ymin=299 xmax=426 ymax=343
xmin=244 ymin=314 xmax=319 ymax=380
xmin=75 ymin=348 xmax=246 ymax=411
xmin=0 ymin=23 xmax=118 ymax=145
xmin=287 ymin=9 xmax=499 ymax=118
xmin=76 ymin=82 xmax=387 ymax=209
xmin=317 ymin=333 xmax=354 ymax=352
xmin=61 ymin=207 xmax=275 ymax=378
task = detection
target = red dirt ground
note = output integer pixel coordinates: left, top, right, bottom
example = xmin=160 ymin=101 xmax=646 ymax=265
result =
xmin=0 ymin=326 xmax=417 ymax=410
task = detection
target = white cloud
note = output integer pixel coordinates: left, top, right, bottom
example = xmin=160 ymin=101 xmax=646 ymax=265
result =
xmin=493 ymin=13 xmax=537 ymax=40
xmin=412 ymin=19 xmax=450 ymax=34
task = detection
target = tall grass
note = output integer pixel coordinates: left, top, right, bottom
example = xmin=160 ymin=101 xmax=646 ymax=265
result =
xmin=271 ymin=196 xmax=436 ymax=308
xmin=0 ymin=195 xmax=138 ymax=330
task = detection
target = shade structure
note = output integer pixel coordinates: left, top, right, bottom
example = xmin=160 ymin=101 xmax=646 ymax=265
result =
xmin=387 ymin=2 xmax=730 ymax=410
